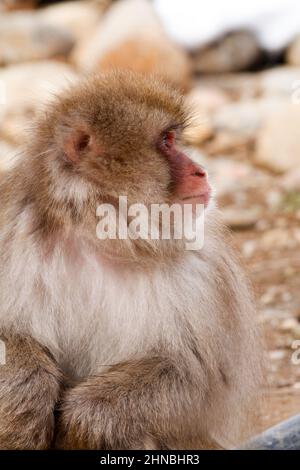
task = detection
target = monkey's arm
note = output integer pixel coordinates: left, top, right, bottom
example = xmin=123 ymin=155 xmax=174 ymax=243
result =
xmin=0 ymin=333 xmax=63 ymax=449
xmin=56 ymin=355 xmax=217 ymax=450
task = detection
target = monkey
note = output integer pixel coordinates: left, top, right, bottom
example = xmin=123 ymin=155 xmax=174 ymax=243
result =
xmin=0 ymin=71 xmax=262 ymax=450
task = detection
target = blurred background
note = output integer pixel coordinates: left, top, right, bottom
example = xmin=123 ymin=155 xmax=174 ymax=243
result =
xmin=1 ymin=0 xmax=300 ymax=434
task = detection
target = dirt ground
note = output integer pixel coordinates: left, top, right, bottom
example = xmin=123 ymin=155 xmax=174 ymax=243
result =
xmin=218 ymin=164 xmax=300 ymax=434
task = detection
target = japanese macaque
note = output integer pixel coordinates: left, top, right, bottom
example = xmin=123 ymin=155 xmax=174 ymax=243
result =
xmin=0 ymin=72 xmax=262 ymax=450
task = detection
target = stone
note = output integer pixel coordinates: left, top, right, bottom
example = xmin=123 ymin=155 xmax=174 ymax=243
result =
xmin=195 ymin=73 xmax=260 ymax=100
xmin=256 ymin=104 xmax=300 ymax=173
xmin=185 ymin=86 xmax=230 ymax=115
xmin=280 ymin=168 xmax=300 ymax=192
xmin=39 ymin=1 xmax=107 ymax=43
xmin=286 ymin=35 xmax=300 ymax=66
xmin=280 ymin=318 xmax=300 ymax=336
xmin=221 ymin=207 xmax=260 ymax=230
xmin=182 ymin=91 xmax=214 ymax=145
xmin=193 ymin=31 xmax=261 ymax=74
xmin=213 ymin=98 xmax=286 ymax=138
xmin=72 ymin=0 xmax=191 ymax=90
xmin=260 ymin=66 xmax=300 ymax=98
xmin=206 ymin=158 xmax=270 ymax=197
xmin=269 ymin=350 xmax=286 ymax=361
xmin=0 ymin=61 xmax=78 ymax=145
xmin=0 ymin=10 xmax=74 ymax=65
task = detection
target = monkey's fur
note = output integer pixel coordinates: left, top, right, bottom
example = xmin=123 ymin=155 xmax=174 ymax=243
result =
xmin=0 ymin=72 xmax=262 ymax=449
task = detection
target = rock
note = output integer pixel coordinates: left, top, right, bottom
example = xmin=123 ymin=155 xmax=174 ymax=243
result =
xmin=213 ymin=98 xmax=286 ymax=138
xmin=183 ymin=120 xmax=213 ymax=146
xmin=280 ymin=168 xmax=300 ymax=192
xmin=185 ymin=86 xmax=230 ymax=115
xmin=286 ymin=35 xmax=300 ymax=66
xmin=260 ymin=66 xmax=300 ymax=98
xmin=195 ymin=73 xmax=260 ymax=100
xmin=193 ymin=31 xmax=261 ymax=74
xmin=261 ymin=228 xmax=297 ymax=250
xmin=204 ymin=131 xmax=249 ymax=155
xmin=72 ymin=0 xmax=191 ymax=90
xmin=222 ymin=207 xmax=260 ymax=230
xmin=207 ymin=158 xmax=270 ymax=197
xmin=265 ymin=190 xmax=282 ymax=209
xmin=0 ymin=0 xmax=36 ymax=11
xmin=256 ymin=104 xmax=300 ymax=173
xmin=0 ymin=10 xmax=74 ymax=65
xmin=0 ymin=61 xmax=78 ymax=145
xmin=39 ymin=1 xmax=107 ymax=43
xmin=260 ymin=287 xmax=279 ymax=306
xmin=242 ymin=240 xmax=257 ymax=258
xmin=269 ymin=350 xmax=286 ymax=361
xmin=280 ymin=318 xmax=300 ymax=336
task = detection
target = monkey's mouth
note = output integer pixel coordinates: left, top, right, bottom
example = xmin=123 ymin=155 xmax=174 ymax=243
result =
xmin=181 ymin=189 xmax=211 ymax=208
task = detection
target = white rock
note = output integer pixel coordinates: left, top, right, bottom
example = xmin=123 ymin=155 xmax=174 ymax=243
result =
xmin=0 ymin=61 xmax=79 ymax=145
xmin=269 ymin=350 xmax=286 ymax=360
xmin=260 ymin=66 xmax=300 ymax=98
xmin=185 ymin=86 xmax=230 ymax=115
xmin=222 ymin=207 xmax=260 ymax=230
xmin=0 ymin=10 xmax=74 ymax=65
xmin=72 ymin=0 xmax=190 ymax=90
xmin=213 ymin=98 xmax=286 ymax=138
xmin=256 ymin=104 xmax=300 ymax=173
xmin=207 ymin=158 xmax=270 ymax=197
xmin=280 ymin=167 xmax=300 ymax=191
xmin=280 ymin=318 xmax=300 ymax=333
xmin=39 ymin=1 xmax=105 ymax=43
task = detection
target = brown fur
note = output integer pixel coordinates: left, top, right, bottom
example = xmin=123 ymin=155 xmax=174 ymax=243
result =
xmin=56 ymin=355 xmax=221 ymax=450
xmin=0 ymin=333 xmax=63 ymax=449
xmin=0 ymin=72 xmax=263 ymax=449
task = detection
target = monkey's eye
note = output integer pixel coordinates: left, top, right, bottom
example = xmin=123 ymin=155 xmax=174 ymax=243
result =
xmin=160 ymin=130 xmax=176 ymax=152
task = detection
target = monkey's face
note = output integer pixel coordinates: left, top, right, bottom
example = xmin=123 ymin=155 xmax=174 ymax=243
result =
xmin=40 ymin=73 xmax=211 ymax=260
xmin=50 ymin=73 xmax=211 ymax=210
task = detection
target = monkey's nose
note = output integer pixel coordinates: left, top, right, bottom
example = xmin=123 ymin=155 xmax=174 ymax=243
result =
xmin=191 ymin=164 xmax=207 ymax=178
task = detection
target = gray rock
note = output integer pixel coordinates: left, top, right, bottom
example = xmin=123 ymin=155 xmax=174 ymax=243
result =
xmin=39 ymin=1 xmax=106 ymax=43
xmin=0 ymin=10 xmax=74 ymax=65
xmin=193 ymin=30 xmax=261 ymax=74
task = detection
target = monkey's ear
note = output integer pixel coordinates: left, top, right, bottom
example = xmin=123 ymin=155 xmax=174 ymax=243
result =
xmin=63 ymin=128 xmax=96 ymax=164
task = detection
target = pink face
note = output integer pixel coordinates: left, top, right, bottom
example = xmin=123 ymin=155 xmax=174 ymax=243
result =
xmin=158 ymin=129 xmax=211 ymax=208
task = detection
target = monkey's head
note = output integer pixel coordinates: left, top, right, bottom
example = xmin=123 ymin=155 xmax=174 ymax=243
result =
xmin=31 ymin=72 xmax=212 ymax=262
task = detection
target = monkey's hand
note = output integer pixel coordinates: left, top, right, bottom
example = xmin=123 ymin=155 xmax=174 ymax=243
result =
xmin=55 ymin=356 xmax=214 ymax=450
xmin=0 ymin=333 xmax=63 ymax=449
